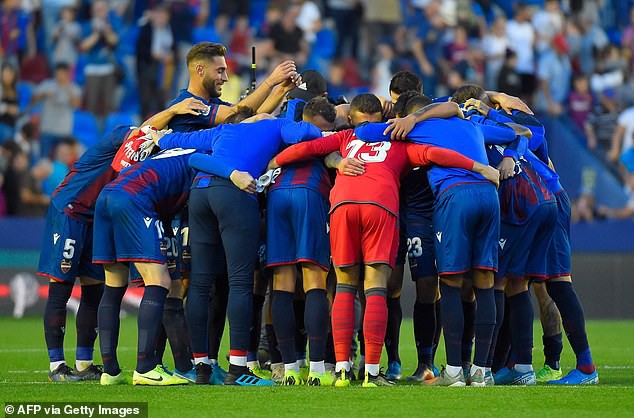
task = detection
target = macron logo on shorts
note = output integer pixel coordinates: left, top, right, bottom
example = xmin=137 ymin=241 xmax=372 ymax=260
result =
xmin=144 ymin=217 xmax=152 ymax=228
xmin=53 ymin=233 xmax=60 ymax=245
xmin=499 ymin=238 xmax=507 ymax=250
xmin=435 ymin=232 xmax=442 ymax=243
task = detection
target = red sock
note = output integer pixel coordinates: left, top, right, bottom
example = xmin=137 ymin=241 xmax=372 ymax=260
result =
xmin=332 ymin=289 xmax=355 ymax=364
xmin=364 ymin=293 xmax=388 ymax=366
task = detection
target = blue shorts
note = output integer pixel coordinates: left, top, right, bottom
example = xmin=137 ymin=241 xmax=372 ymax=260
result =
xmin=497 ymin=201 xmax=557 ymax=280
xmin=266 ymin=188 xmax=330 ymax=270
xmin=37 ymin=205 xmax=104 ymax=282
xmin=433 ymin=183 xmax=500 ymax=275
xmin=93 ymin=189 xmax=167 ymax=265
xmin=129 ymin=222 xmax=181 ymax=285
xmin=406 ymin=211 xmax=437 ymax=280
xmin=546 ymin=190 xmax=572 ymax=278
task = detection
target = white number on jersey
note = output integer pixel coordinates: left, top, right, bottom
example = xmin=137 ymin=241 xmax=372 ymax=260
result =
xmin=62 ymin=239 xmax=76 ymax=259
xmin=152 ymin=148 xmax=196 ymax=160
xmin=345 ymin=139 xmax=392 ymax=163
xmin=407 ymin=237 xmax=423 ymax=258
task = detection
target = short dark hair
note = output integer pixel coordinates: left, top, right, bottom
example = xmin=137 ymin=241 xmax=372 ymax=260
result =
xmin=350 ymin=93 xmax=382 ymax=115
xmin=393 ymin=90 xmax=421 ymax=118
xmin=404 ymin=95 xmax=433 ymax=116
xmin=54 ymin=62 xmax=70 ymax=71
xmin=389 ymin=71 xmax=423 ymax=96
xmin=303 ymin=97 xmax=336 ymax=123
xmin=225 ymin=106 xmax=255 ymax=124
xmin=451 ymin=84 xmax=486 ymax=104
xmin=186 ymin=42 xmax=227 ymax=67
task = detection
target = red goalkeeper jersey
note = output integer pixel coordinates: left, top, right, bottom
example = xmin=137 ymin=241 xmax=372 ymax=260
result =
xmin=274 ymin=128 xmax=475 ymax=216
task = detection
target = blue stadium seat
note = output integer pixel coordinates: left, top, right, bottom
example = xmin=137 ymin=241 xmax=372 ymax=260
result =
xmin=103 ymin=112 xmax=139 ymax=134
xmin=72 ymin=110 xmax=100 ymax=147
xmin=192 ymin=26 xmax=221 ymax=44
xmin=117 ymin=24 xmax=140 ymax=57
xmin=17 ymin=82 xmax=33 ymax=112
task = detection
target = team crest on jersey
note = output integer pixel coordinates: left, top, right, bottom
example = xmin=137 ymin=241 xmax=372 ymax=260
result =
xmin=435 ymin=232 xmax=442 ymax=243
xmin=499 ymin=238 xmax=507 ymax=250
xmin=53 ymin=233 xmax=60 ymax=245
xmin=144 ymin=217 xmax=152 ymax=228
xmin=60 ymin=260 xmax=72 ymax=273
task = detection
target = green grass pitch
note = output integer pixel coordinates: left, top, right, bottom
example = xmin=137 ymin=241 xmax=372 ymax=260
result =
xmin=0 ymin=317 xmax=633 ymax=417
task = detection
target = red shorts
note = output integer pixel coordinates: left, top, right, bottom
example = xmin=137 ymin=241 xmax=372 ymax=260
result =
xmin=330 ymin=203 xmax=399 ymax=268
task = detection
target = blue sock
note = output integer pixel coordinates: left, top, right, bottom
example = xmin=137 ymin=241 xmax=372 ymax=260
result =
xmin=136 ymin=285 xmax=168 ymax=374
xmin=271 ymin=290 xmax=296 ymax=364
xmin=461 ymin=299 xmax=475 ymax=366
xmin=473 ymin=287 xmax=496 ymax=368
xmin=385 ymin=296 xmax=402 ymax=364
xmin=98 ymin=285 xmax=127 ymax=375
xmin=546 ymin=281 xmax=595 ymax=373
xmin=294 ymin=299 xmax=307 ymax=357
xmin=44 ymin=281 xmax=73 ymax=363
xmin=414 ymin=301 xmax=435 ymax=368
xmin=249 ymin=294 xmax=266 ymax=359
xmin=439 ymin=282 xmax=463 ymax=367
xmin=543 ymin=333 xmax=562 ymax=370
xmin=75 ymin=284 xmax=103 ymax=361
xmin=163 ymin=297 xmax=193 ymax=372
xmin=487 ymin=289 xmax=506 ymax=368
xmin=509 ymin=290 xmax=533 ymax=366
xmin=305 ymin=289 xmax=329 ymax=363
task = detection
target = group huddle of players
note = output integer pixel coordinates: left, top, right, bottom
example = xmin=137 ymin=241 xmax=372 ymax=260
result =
xmin=37 ymin=41 xmax=598 ymax=388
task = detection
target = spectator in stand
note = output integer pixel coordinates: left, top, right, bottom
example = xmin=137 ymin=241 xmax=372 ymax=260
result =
xmin=609 ymin=104 xmax=634 ymax=178
xmin=0 ymin=61 xmax=19 ymax=143
xmin=296 ymin=0 xmax=322 ymax=45
xmin=215 ymin=0 xmax=248 ymax=44
xmin=481 ymin=15 xmax=508 ymax=90
xmin=30 ymin=62 xmax=81 ymax=159
xmin=228 ymin=16 xmax=253 ymax=75
xmin=14 ymin=121 xmax=39 ymax=164
xmin=411 ymin=0 xmax=447 ymax=99
xmin=568 ymin=73 xmax=594 ymax=134
xmin=363 ymin=0 xmax=401 ymax=67
xmin=622 ymin=8 xmax=634 ymax=75
xmin=267 ymin=4 xmax=309 ymax=68
xmin=51 ymin=6 xmax=81 ymax=69
xmin=585 ymin=89 xmax=621 ymax=156
xmin=534 ymin=33 xmax=572 ymax=117
xmin=497 ymin=49 xmax=522 ymax=100
xmin=327 ymin=0 xmax=361 ymax=60
xmin=78 ymin=0 xmax=119 ymax=119
xmin=136 ymin=4 xmax=176 ymax=119
xmin=597 ymin=152 xmax=634 ymax=220
xmin=532 ymin=0 xmax=564 ymax=54
xmin=0 ymin=0 xmax=35 ymax=64
xmin=41 ymin=137 xmax=77 ymax=196
xmin=2 ymin=147 xmax=49 ymax=217
xmin=327 ymin=58 xmax=351 ymax=102
xmin=506 ymin=3 xmax=535 ymax=104
xmin=441 ymin=25 xmax=471 ymax=81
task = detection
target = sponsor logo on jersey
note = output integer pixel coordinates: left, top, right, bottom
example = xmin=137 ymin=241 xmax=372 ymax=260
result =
xmin=53 ymin=233 xmax=60 ymax=245
xmin=435 ymin=231 xmax=442 ymax=243
xmin=60 ymin=260 xmax=72 ymax=273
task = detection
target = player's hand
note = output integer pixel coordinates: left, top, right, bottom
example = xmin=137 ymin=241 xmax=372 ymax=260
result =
xmin=149 ymin=128 xmax=167 ymax=145
xmin=267 ymin=157 xmax=280 ymax=171
xmin=464 ymin=98 xmax=491 ymax=116
xmin=384 ymin=114 xmax=416 ymax=140
xmin=266 ymin=60 xmax=298 ymax=86
xmin=483 ymin=165 xmax=500 ymax=188
xmin=278 ymin=72 xmax=301 ymax=93
xmin=170 ymin=97 xmax=209 ymax=115
xmin=338 ymin=158 xmax=365 ymax=176
xmin=230 ymin=170 xmax=257 ymax=194
xmin=490 ymin=92 xmax=533 ymax=115
xmin=381 ymin=100 xmax=394 ymax=118
xmin=497 ymin=157 xmax=516 ymax=180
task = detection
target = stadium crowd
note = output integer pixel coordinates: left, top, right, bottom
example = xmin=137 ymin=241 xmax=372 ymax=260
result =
xmin=0 ymin=0 xmax=633 ymax=220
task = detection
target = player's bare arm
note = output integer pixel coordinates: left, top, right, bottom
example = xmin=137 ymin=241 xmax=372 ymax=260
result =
xmin=140 ymin=97 xmax=209 ymax=132
xmin=472 ymin=162 xmax=500 ymax=188
xmin=256 ymin=72 xmax=302 ymax=114
xmin=497 ymin=157 xmax=517 ymax=180
xmin=216 ymin=60 xmax=299 ymax=123
xmin=324 ymin=151 xmax=365 ymax=176
xmin=486 ymin=91 xmax=533 ymax=115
